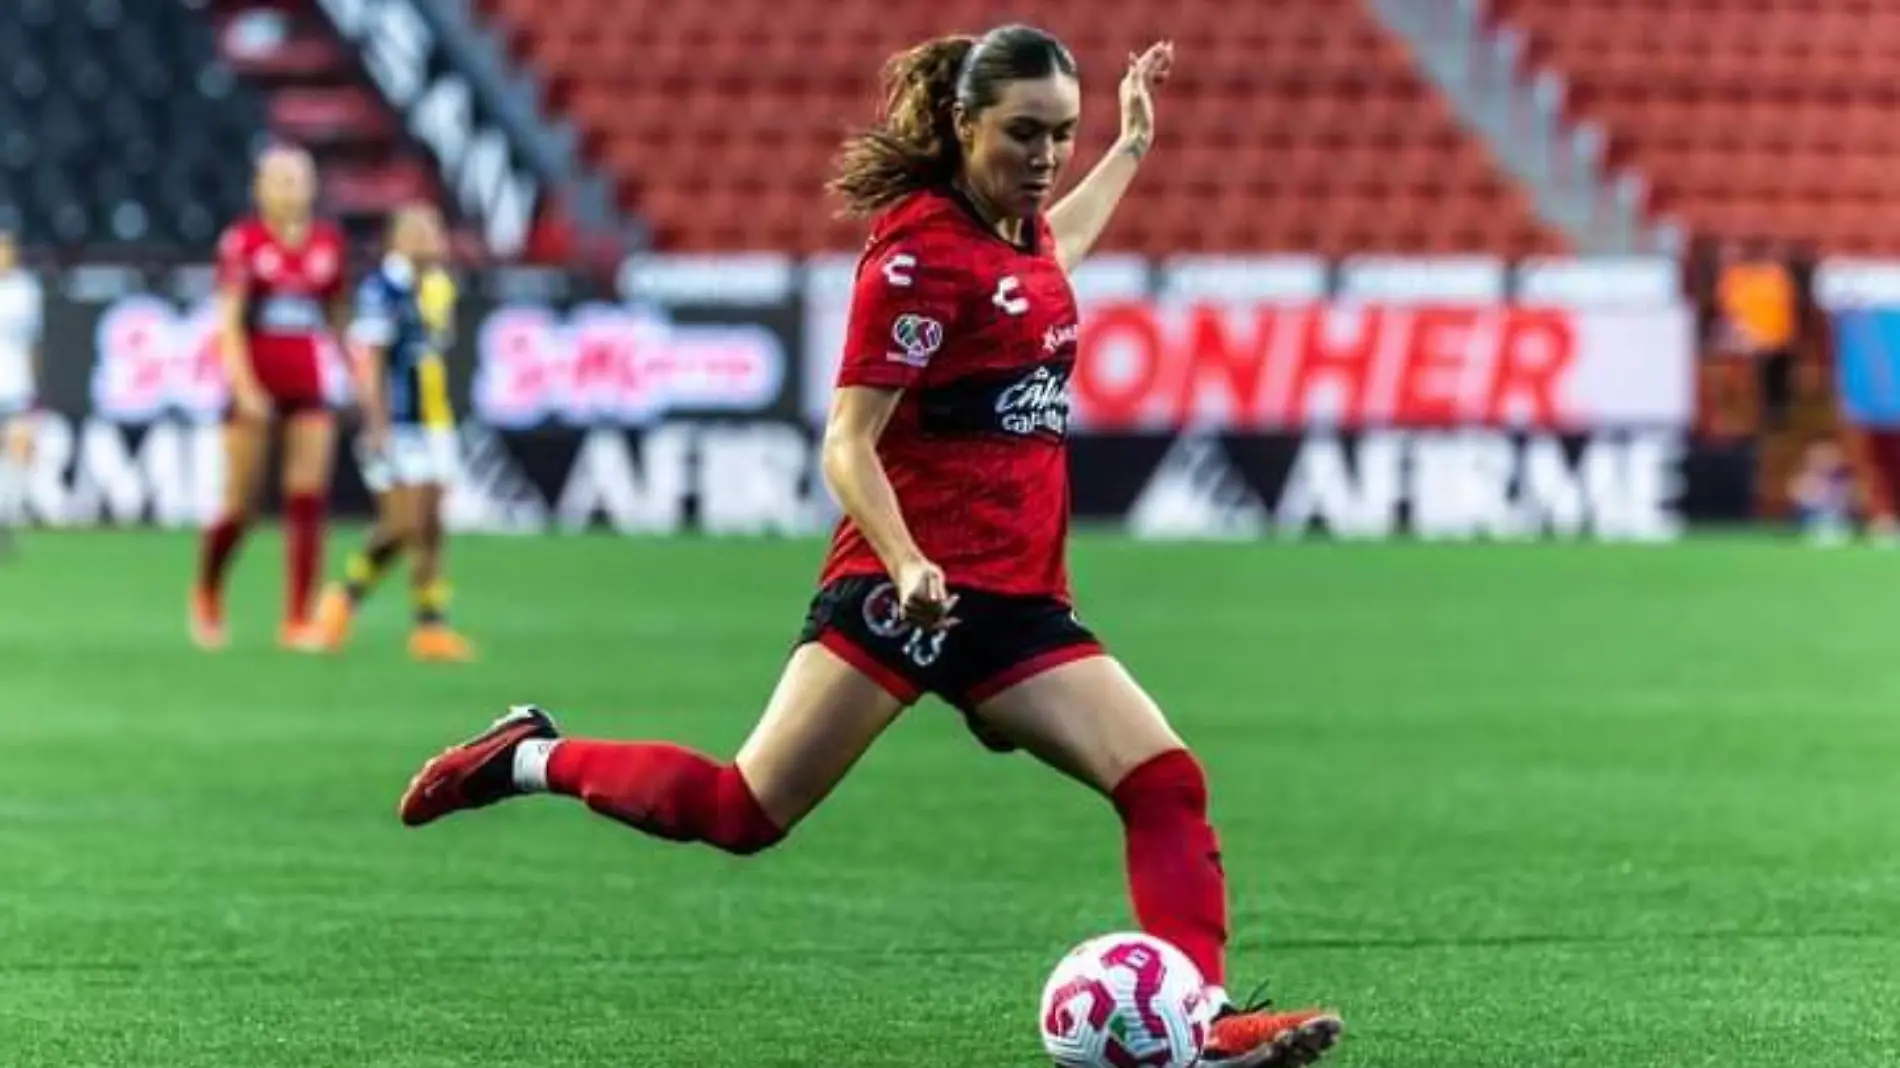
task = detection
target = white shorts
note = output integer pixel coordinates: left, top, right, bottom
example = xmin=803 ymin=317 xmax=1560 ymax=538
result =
xmin=361 ymin=426 xmax=458 ymax=493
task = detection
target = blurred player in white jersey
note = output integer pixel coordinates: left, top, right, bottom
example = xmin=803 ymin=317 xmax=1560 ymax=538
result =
xmin=0 ymin=230 xmax=42 ymax=553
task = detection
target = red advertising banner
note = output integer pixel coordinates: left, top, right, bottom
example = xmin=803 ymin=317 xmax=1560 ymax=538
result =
xmin=1067 ymin=302 xmax=1693 ymax=431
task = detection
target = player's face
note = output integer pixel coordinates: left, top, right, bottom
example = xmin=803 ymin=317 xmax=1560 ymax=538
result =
xmin=254 ymin=153 xmax=316 ymax=222
xmin=959 ymin=74 xmax=1081 ymax=219
xmin=417 ymin=212 xmax=448 ymax=264
xmin=395 ymin=208 xmax=448 ymax=265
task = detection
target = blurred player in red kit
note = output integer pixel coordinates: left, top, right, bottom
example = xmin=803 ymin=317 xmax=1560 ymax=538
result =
xmin=396 ymin=27 xmax=1341 ymax=1066
xmin=191 ymin=144 xmax=349 ymax=651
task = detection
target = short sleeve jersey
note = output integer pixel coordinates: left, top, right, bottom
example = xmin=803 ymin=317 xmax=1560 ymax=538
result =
xmin=214 ymin=217 xmax=346 ymax=345
xmin=818 ymin=188 xmax=1081 ymax=601
xmin=350 ymin=255 xmax=456 ymax=429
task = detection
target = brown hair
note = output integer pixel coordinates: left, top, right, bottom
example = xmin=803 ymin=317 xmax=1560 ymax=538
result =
xmin=828 ymin=25 xmax=1078 ymax=217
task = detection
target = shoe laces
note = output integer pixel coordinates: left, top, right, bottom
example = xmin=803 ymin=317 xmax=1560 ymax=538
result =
xmin=1218 ymin=979 xmax=1276 ymax=1020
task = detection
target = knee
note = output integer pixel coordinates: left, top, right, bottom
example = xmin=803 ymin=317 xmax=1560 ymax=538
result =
xmin=723 ymin=829 xmax=785 ymax=857
xmin=715 ymin=766 xmax=790 ymax=856
xmin=1110 ymin=748 xmax=1208 ymax=822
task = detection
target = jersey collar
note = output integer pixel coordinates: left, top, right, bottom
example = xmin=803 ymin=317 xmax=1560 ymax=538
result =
xmin=945 ymin=184 xmax=1039 ymax=256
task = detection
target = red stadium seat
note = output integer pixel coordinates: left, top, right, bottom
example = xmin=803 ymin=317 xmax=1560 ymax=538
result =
xmin=1501 ymin=0 xmax=1900 ymax=250
xmin=473 ymin=0 xmax=1562 ymax=255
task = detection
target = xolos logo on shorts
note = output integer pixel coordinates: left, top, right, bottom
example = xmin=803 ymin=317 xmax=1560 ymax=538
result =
xmin=861 ymin=581 xmax=947 ymax=667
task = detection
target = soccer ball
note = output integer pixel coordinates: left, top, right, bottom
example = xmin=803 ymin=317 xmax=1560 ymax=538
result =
xmin=1038 ymin=931 xmax=1214 ymax=1068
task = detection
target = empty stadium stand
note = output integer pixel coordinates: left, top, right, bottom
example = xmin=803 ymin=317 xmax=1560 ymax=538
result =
xmin=1496 ymin=0 xmax=1900 ymax=254
xmin=207 ymin=0 xmax=446 ymax=242
xmin=475 ymin=0 xmax=1569 ymax=257
xmin=0 ymin=0 xmax=271 ymax=250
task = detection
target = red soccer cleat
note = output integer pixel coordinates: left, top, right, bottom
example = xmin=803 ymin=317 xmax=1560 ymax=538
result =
xmin=188 ymin=587 xmax=227 ymax=651
xmin=278 ymin=619 xmax=329 ymax=654
xmin=1201 ymin=1000 xmax=1343 ymax=1067
xmin=397 ymin=705 xmax=559 ymax=827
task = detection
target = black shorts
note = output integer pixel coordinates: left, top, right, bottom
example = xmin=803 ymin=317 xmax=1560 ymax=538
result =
xmin=796 ymin=575 xmax=1105 ymax=747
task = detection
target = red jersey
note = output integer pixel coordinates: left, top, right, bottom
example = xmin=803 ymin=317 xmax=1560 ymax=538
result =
xmin=820 ymin=188 xmax=1080 ymax=601
xmin=215 ymin=217 xmax=347 ymax=405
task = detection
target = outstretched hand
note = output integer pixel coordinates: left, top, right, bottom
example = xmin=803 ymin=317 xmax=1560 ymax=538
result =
xmin=1119 ymin=40 xmax=1175 ymax=158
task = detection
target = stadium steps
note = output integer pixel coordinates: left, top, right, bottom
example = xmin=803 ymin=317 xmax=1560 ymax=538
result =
xmin=205 ymin=0 xmax=482 ymax=254
xmin=1367 ymin=0 xmax=1673 ymax=255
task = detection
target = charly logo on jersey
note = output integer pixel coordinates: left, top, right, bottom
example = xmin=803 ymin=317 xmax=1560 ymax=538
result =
xmin=993 ymin=276 xmax=1029 ymax=315
xmin=881 ymin=253 xmax=916 ymax=288
xmin=305 ymin=247 xmax=338 ymax=285
xmin=888 ymin=313 xmax=944 ymax=368
xmin=994 ymin=363 xmax=1071 ymax=438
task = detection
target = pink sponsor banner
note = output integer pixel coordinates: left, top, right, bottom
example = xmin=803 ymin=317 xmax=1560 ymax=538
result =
xmin=89 ymin=296 xmax=350 ymax=421
xmin=473 ymin=303 xmax=786 ymax=428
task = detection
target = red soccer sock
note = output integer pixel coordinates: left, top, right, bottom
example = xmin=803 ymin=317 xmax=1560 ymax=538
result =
xmin=197 ymin=516 xmax=249 ymax=596
xmin=546 ymin=740 xmax=785 ymax=855
xmin=1112 ymin=748 xmax=1230 ymax=987
xmin=284 ymin=493 xmax=326 ymax=624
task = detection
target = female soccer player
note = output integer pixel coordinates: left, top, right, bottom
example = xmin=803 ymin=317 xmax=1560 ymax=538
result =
xmin=314 ymin=202 xmax=474 ymax=661
xmin=192 ymin=144 xmax=349 ymax=651
xmin=398 ymin=27 xmax=1342 ymax=1066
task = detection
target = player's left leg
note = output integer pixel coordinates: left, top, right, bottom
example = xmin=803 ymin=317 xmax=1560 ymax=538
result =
xmin=406 ymin=480 xmax=472 ymax=661
xmin=279 ymin=409 xmax=335 ymax=649
xmin=973 ymin=657 xmax=1342 ymax=1067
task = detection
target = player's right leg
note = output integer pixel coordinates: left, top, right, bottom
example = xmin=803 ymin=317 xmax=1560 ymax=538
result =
xmin=397 ymin=643 xmax=906 ymax=851
xmin=315 ymin=486 xmax=412 ymax=650
xmin=192 ymin=414 xmax=269 ymax=649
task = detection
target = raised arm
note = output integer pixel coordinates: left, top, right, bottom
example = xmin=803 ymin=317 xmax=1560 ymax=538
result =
xmin=1048 ymin=41 xmax=1173 ymax=271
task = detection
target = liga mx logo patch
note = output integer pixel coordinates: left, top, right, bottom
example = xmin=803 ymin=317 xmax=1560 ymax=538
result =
xmin=888 ymin=314 xmax=944 ymax=368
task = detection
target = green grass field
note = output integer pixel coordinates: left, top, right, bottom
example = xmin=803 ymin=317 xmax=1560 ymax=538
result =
xmin=4 ymin=531 xmax=1899 ymax=1067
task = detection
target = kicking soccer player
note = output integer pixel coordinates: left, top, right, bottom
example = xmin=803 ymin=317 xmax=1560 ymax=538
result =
xmin=398 ymin=29 xmax=1340 ymax=1066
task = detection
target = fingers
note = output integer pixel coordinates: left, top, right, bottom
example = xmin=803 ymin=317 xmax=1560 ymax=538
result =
xmin=902 ymin=570 xmax=960 ymax=630
xmin=1127 ymin=40 xmax=1174 ymax=85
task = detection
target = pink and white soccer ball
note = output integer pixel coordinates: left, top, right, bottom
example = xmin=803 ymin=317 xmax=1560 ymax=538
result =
xmin=1038 ymin=932 xmax=1214 ymax=1068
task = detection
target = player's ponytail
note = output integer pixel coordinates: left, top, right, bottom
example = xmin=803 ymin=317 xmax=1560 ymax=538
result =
xmin=828 ymin=35 xmax=977 ymax=217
